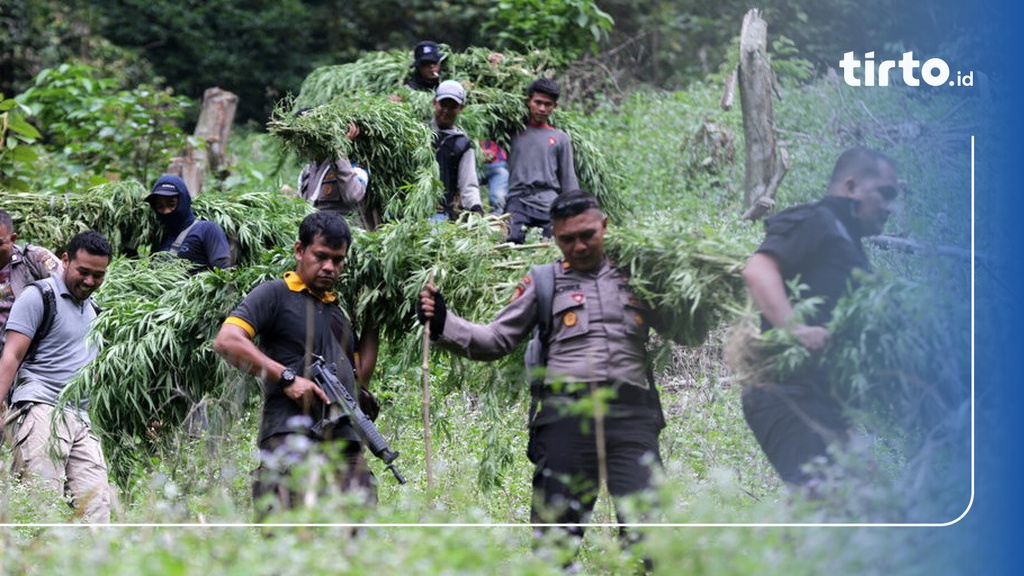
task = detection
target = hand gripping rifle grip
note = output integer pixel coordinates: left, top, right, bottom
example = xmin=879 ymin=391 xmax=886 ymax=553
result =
xmin=310 ymin=357 xmax=406 ymax=484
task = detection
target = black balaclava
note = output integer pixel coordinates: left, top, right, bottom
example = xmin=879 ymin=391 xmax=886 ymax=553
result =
xmin=149 ymin=175 xmax=197 ymax=250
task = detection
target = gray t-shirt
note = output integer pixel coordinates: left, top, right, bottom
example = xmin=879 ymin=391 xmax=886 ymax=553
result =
xmin=507 ymin=123 xmax=579 ymax=211
xmin=5 ymin=274 xmax=99 ymax=416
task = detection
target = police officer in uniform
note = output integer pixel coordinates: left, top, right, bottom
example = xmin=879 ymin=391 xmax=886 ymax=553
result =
xmin=418 ymin=189 xmax=664 ymax=561
xmin=741 ymin=146 xmax=899 ymax=487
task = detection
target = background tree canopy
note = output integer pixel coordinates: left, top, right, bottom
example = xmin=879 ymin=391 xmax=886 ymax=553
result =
xmin=1 ymin=0 xmax=983 ymax=125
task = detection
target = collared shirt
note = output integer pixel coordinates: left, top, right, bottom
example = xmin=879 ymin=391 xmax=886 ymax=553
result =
xmin=224 ymin=272 xmax=356 ymax=443
xmin=6 ymin=273 xmax=99 ymax=418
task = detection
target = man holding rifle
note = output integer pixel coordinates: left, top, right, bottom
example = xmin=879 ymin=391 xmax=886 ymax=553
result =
xmin=214 ymin=211 xmax=385 ymax=518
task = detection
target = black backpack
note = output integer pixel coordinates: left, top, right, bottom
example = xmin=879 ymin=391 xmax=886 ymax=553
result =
xmin=524 ymin=263 xmax=557 ymax=426
xmin=433 ymin=130 xmax=472 ymax=217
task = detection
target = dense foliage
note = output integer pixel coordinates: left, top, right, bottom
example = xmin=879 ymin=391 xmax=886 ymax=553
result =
xmin=2 ymin=1 xmax=982 ymax=124
xmin=276 ymin=47 xmax=628 ymax=219
xmin=0 ymin=5 xmax=988 ymax=574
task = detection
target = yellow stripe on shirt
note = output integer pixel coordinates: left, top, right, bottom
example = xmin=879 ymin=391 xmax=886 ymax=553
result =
xmin=223 ymin=316 xmax=256 ymax=338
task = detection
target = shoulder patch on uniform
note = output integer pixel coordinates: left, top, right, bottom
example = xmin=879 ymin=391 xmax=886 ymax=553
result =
xmin=511 ymin=284 xmax=525 ymax=302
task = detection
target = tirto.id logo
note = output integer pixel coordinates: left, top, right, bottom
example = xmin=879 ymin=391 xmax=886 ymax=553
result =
xmin=839 ymin=52 xmax=973 ymax=87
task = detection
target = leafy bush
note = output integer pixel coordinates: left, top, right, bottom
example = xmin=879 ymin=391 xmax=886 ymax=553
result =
xmin=17 ymin=63 xmax=192 ymax=188
xmin=0 ymin=95 xmax=42 ymax=191
xmin=485 ymin=0 xmax=614 ymax=58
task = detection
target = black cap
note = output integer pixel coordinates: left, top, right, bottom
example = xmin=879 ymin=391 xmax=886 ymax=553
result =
xmin=413 ymin=41 xmax=443 ymax=66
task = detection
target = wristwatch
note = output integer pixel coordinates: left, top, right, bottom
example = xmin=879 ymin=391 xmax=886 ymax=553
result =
xmin=279 ymin=368 xmax=296 ymax=388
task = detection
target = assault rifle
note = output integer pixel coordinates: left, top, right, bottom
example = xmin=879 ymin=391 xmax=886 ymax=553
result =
xmin=308 ymin=355 xmax=406 ymax=484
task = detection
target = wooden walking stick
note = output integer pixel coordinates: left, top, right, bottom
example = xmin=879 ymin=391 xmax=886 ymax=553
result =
xmin=422 ymin=270 xmax=435 ymax=494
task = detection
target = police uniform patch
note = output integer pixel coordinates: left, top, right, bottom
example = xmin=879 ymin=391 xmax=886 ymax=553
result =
xmin=510 ymin=285 xmax=525 ymax=302
xmin=572 ymin=293 xmax=585 ymax=304
xmin=564 ymin=311 xmax=577 ymax=327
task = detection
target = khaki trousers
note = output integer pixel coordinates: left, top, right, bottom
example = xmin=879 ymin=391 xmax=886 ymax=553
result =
xmin=6 ymin=402 xmax=112 ymax=523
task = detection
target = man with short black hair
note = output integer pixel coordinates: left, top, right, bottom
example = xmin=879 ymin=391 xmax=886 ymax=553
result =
xmin=505 ymin=78 xmax=579 ymax=243
xmin=418 ymin=189 xmax=663 ymax=566
xmin=0 ymin=230 xmax=114 ymax=523
xmin=741 ymin=146 xmax=899 ymax=487
xmin=214 ymin=211 xmax=380 ymax=518
xmin=431 ymin=80 xmax=484 ymax=220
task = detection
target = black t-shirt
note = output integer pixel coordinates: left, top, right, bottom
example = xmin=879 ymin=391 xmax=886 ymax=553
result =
xmin=756 ymin=195 xmax=871 ymax=330
xmin=228 ymin=276 xmax=358 ymax=443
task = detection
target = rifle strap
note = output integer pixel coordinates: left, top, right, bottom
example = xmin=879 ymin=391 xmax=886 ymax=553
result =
xmin=170 ymin=221 xmax=199 ymax=256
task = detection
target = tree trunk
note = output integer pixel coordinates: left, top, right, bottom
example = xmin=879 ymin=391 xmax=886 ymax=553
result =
xmin=738 ymin=9 xmax=785 ymax=221
xmin=167 ymin=87 xmax=238 ymax=197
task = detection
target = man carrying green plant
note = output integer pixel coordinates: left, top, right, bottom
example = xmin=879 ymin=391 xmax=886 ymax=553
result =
xmin=741 ymin=146 xmax=899 ymax=488
xmin=504 ymin=78 xmax=579 ymax=244
xmin=0 ymin=230 xmax=114 ymax=523
xmin=295 ymin=114 xmax=377 ymax=231
xmin=418 ymin=189 xmax=664 ymax=568
xmin=146 ymin=175 xmax=231 ymax=272
xmin=431 ymin=80 xmax=485 ymax=220
xmin=213 ymin=211 xmax=380 ymax=518
xmin=405 ymin=41 xmax=444 ymax=92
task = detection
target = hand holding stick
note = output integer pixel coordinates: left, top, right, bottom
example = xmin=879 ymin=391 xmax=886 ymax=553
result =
xmin=422 ymin=270 xmax=435 ymax=495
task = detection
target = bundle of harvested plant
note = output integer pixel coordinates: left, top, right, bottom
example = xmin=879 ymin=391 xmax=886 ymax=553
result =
xmin=5 ymin=183 xmax=311 ymax=267
xmin=268 ymin=96 xmax=439 ymax=221
xmin=3 ymin=182 xmax=158 ymax=255
xmin=728 ymin=272 xmax=969 ymax=438
xmin=280 ymin=47 xmax=626 ymax=220
xmin=339 ymin=215 xmax=556 ymax=347
xmin=293 ymin=47 xmax=561 ymax=110
xmin=64 ymin=250 xmax=293 ymax=482
xmin=605 ymin=214 xmax=756 ymax=346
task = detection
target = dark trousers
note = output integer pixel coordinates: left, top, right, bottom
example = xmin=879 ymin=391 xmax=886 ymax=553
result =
xmin=528 ymin=414 xmax=661 ymax=537
xmin=252 ymin=433 xmax=377 ymax=520
xmin=741 ymin=381 xmax=849 ymax=486
xmin=506 ymin=196 xmax=553 ymax=244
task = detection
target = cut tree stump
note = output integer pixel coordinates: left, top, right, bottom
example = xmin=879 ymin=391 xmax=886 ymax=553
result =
xmin=167 ymin=87 xmax=238 ymax=197
xmin=737 ymin=9 xmax=786 ymax=221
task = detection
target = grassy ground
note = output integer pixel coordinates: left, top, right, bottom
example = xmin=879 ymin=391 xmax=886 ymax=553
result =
xmin=0 ymin=74 xmax=979 ymax=574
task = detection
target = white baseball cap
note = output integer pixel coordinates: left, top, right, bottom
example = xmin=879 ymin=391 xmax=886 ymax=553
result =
xmin=435 ymin=80 xmax=466 ymax=105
